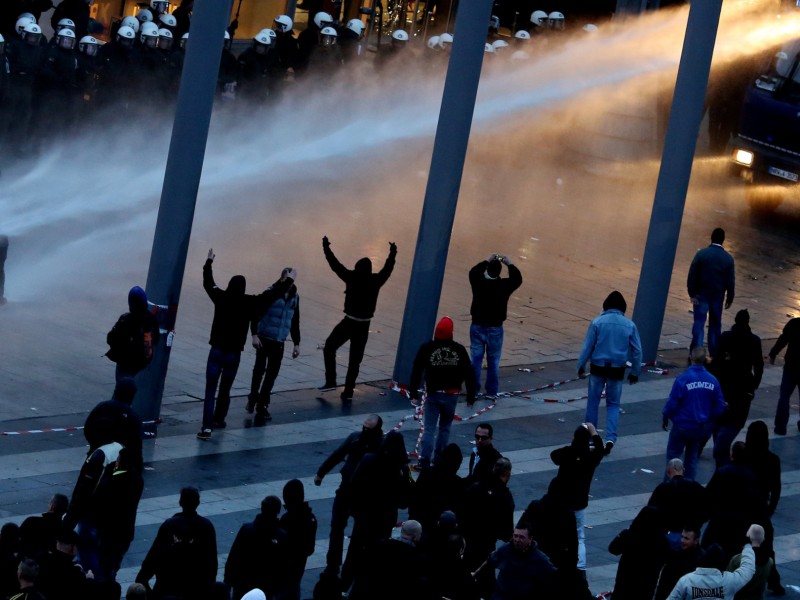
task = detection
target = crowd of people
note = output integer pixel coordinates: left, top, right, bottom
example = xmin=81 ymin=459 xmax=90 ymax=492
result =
xmin=0 ymin=0 xmax=606 ymax=158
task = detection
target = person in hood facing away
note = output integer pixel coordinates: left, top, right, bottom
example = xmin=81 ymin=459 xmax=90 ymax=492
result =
xmin=279 ymin=479 xmax=317 ymax=600
xmin=409 ymin=316 xmax=476 ymax=469
xmin=106 ymin=285 xmax=160 ymax=382
xmin=198 ymin=249 xmax=295 ymax=440
xmin=544 ymin=422 xmax=605 ymax=575
xmin=708 ymin=309 xmax=763 ymax=467
xmin=577 ymin=290 xmax=642 ymax=455
xmin=320 ymin=236 xmax=396 ymax=403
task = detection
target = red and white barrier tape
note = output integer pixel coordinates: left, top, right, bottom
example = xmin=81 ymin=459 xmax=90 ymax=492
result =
xmin=1 ymin=419 xmax=162 ymax=437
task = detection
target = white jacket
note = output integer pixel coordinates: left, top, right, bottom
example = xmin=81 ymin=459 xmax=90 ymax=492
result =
xmin=667 ymin=545 xmax=755 ymax=600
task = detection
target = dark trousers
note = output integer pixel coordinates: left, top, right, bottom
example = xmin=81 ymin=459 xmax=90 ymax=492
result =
xmin=323 ymin=318 xmax=370 ymax=394
xmin=326 ymin=484 xmax=352 ymax=572
xmin=250 ymin=337 xmax=285 ymax=408
xmin=203 ymin=347 xmax=241 ymax=428
xmin=774 ymin=367 xmax=800 ymax=433
xmin=0 ymin=235 xmax=7 ymax=300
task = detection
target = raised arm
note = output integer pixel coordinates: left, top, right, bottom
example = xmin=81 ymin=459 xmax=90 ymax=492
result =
xmin=375 ymin=241 xmax=397 ymax=286
xmin=322 ymin=236 xmax=349 ymax=281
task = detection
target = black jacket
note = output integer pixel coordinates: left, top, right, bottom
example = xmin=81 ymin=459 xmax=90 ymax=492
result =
xmin=469 ymin=261 xmax=522 ymax=326
xmin=83 ymin=398 xmax=143 ymax=470
xmin=770 ymin=317 xmax=800 ymax=373
xmin=467 ymin=444 xmax=502 ymax=485
xmin=709 ymin=323 xmax=763 ymax=427
xmin=409 ymin=338 xmax=475 ymax=401
xmin=203 ymin=259 xmax=292 ymax=352
xmin=225 ymin=514 xmax=288 ymax=597
xmin=546 ymin=432 xmax=604 ymax=511
xmin=279 ymin=502 xmax=317 ymax=564
xmin=324 ymin=243 xmax=396 ymax=320
xmin=647 ymin=475 xmax=709 ymax=532
xmin=316 ymin=426 xmax=384 ymax=483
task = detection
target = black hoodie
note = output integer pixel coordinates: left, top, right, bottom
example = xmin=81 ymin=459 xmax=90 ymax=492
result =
xmin=324 ymin=244 xmax=396 ymax=320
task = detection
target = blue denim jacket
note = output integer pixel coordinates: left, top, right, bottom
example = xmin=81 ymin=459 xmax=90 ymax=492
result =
xmin=577 ymin=309 xmax=642 ymax=376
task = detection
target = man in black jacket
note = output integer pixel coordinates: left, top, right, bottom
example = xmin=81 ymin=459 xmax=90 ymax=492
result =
xmin=468 ymin=253 xmax=522 ymax=399
xmin=225 ymin=496 xmax=288 ymax=600
xmin=106 ymin=286 xmax=160 ymax=383
xmin=199 ymin=248 xmax=295 ymax=439
xmin=320 ymin=236 xmax=396 ymax=402
xmin=410 ymin=316 xmax=475 ymax=469
xmin=136 ymin=487 xmax=218 ymax=596
xmin=313 ymin=415 xmax=383 ymax=579
xmin=709 ymin=308 xmax=763 ymax=466
xmin=467 ymin=422 xmax=502 ymax=484
xmin=769 ymin=315 xmax=800 ymax=435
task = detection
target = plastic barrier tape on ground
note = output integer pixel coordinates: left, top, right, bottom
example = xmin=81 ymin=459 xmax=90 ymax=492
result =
xmin=1 ymin=419 xmax=162 ymax=436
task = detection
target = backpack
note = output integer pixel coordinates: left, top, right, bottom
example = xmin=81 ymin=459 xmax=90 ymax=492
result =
xmin=106 ymin=312 xmax=153 ymax=370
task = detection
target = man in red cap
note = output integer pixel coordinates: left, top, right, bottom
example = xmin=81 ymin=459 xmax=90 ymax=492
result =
xmin=409 ymin=316 xmax=476 ymax=470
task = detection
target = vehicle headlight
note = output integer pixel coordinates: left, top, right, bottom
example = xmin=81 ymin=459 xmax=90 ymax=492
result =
xmin=734 ymin=149 xmax=754 ymax=166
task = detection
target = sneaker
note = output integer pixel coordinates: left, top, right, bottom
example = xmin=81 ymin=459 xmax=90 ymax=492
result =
xmin=212 ymin=420 xmax=227 ymax=429
xmin=604 ymin=440 xmax=614 ymax=455
xmin=340 ymin=392 xmax=353 ymax=404
xmin=770 ymin=583 xmax=786 ymax=596
xmin=246 ymin=394 xmax=256 ymax=414
xmin=774 ymin=427 xmax=787 ymax=436
xmin=196 ymin=428 xmax=212 ymax=440
xmin=318 ymin=383 xmax=337 ymax=392
xmin=255 ymin=408 xmax=272 ymax=421
xmin=485 ymin=394 xmax=498 ymax=401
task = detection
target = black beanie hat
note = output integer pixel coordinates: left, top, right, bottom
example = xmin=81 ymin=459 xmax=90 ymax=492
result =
xmin=735 ymin=309 xmax=750 ymax=326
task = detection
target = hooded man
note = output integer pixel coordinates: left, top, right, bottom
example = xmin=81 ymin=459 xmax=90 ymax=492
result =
xmin=544 ymin=423 xmax=605 ymax=574
xmin=106 ymin=285 xmax=160 ymax=382
xmin=409 ymin=316 xmax=476 ymax=469
xmin=199 ymin=249 xmax=295 ymax=439
xmin=468 ymin=254 xmax=523 ymax=398
xmin=708 ymin=308 xmax=763 ymax=467
xmin=320 ymin=236 xmax=396 ymax=402
xmin=248 ymin=266 xmax=301 ymax=422
xmin=577 ymin=290 xmax=642 ymax=454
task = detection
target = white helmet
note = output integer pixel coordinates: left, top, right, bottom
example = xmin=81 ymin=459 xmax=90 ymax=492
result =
xmin=346 ymin=18 xmax=365 ymax=37
xmin=530 ymin=10 xmax=547 ymax=26
xmin=158 ymin=27 xmax=173 ymax=47
xmin=274 ymin=15 xmax=293 ymax=33
xmin=489 ymin=15 xmax=500 ymax=30
xmin=484 ymin=42 xmax=495 ymax=53
xmin=0 ymin=33 xmax=4 ymax=45
xmin=18 ymin=12 xmax=36 ymax=21
xmin=117 ymin=25 xmax=136 ymax=42
xmin=582 ymin=23 xmax=598 ymax=33
xmin=159 ymin=13 xmax=177 ymax=28
xmin=121 ymin=16 xmax=140 ymax=33
xmin=57 ymin=27 xmax=76 ymax=49
xmin=548 ymin=11 xmax=565 ymax=29
xmin=56 ymin=18 xmax=76 ymax=31
xmin=426 ymin=35 xmax=440 ymax=49
xmin=514 ymin=30 xmax=530 ymax=40
xmin=439 ymin=32 xmax=453 ymax=48
xmin=265 ymin=28 xmax=277 ymax=42
xmin=180 ymin=31 xmax=189 ymax=47
xmin=136 ymin=8 xmax=154 ymax=23
xmin=23 ymin=22 xmax=42 ymax=44
xmin=253 ymin=30 xmax=271 ymax=45
xmin=15 ymin=16 xmax=35 ymax=36
xmin=314 ymin=11 xmax=334 ymax=29
xmin=150 ymin=0 xmax=170 ymax=13
xmin=320 ymin=25 xmax=337 ymax=46
xmin=79 ymin=35 xmax=98 ymax=54
xmin=224 ymin=31 xmax=231 ymax=39
xmin=140 ymin=21 xmax=159 ymax=44
xmin=492 ymin=39 xmax=509 ymax=51
xmin=391 ymin=29 xmax=408 ymax=42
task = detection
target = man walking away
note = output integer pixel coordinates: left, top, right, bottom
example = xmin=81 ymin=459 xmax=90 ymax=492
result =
xmin=468 ymin=253 xmax=522 ymax=398
xmin=106 ymin=286 xmax=159 ymax=382
xmin=577 ymin=290 xmax=642 ymax=454
xmin=768 ymin=315 xmax=800 ymax=435
xmin=687 ymin=227 xmax=735 ymax=358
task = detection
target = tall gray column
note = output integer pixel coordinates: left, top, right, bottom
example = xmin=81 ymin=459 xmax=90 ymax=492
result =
xmin=392 ymin=0 xmax=494 ymax=387
xmin=631 ymin=0 xmax=723 ymax=362
xmin=134 ymin=0 xmax=231 ymax=434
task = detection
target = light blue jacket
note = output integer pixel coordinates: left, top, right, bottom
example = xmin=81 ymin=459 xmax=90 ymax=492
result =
xmin=577 ymin=309 xmax=642 ymax=376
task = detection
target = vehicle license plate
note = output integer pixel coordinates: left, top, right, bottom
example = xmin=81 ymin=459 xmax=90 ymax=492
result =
xmin=768 ymin=166 xmax=799 ymax=182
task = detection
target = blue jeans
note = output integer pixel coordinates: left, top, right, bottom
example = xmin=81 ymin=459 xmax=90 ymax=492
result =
xmin=203 ymin=347 xmax=241 ymax=428
xmin=666 ymin=424 xmax=710 ymax=482
xmin=774 ymin=367 xmax=800 ymax=433
xmin=575 ymin=508 xmax=586 ymax=570
xmin=470 ymin=324 xmax=504 ymax=396
xmin=419 ymin=392 xmax=459 ymax=466
xmin=584 ymin=374 xmax=623 ymax=443
xmin=691 ymin=296 xmax=724 ymax=357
